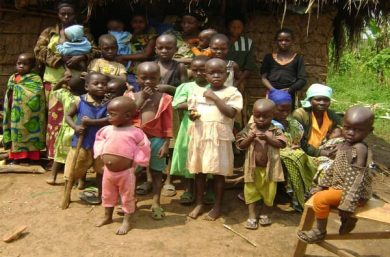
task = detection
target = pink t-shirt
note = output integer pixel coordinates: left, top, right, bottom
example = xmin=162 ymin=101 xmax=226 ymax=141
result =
xmin=94 ymin=125 xmax=150 ymax=167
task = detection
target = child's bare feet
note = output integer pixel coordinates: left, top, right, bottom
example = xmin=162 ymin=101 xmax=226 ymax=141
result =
xmin=116 ymin=214 xmax=131 ymax=235
xmin=204 ymin=207 xmax=221 ymax=221
xmin=46 ymin=176 xmax=56 ymax=185
xmin=96 ymin=207 xmax=114 ymax=227
xmin=188 ymin=204 xmax=204 ymax=219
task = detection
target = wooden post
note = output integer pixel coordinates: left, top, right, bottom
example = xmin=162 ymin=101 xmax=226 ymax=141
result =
xmin=293 ymin=205 xmax=315 ymax=257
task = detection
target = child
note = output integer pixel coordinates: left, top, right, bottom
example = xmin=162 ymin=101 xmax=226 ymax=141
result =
xmin=261 ymin=28 xmax=306 ymax=105
xmin=236 ymin=99 xmax=287 ymax=229
xmin=2 ymin=53 xmax=46 ymax=164
xmin=191 ymin=29 xmax=217 ymax=57
xmin=63 ymin=72 xmax=109 ymax=206
xmin=95 ymin=96 xmax=150 ymax=235
xmin=226 ymin=18 xmax=257 ymax=87
xmin=170 ymin=55 xmax=209 ymax=204
xmin=107 ymin=18 xmax=132 ymax=69
xmin=128 ymin=62 xmax=173 ymax=220
xmin=187 ymin=58 xmax=243 ymax=220
xmin=88 ymin=34 xmax=127 ymax=81
xmin=56 ymin=24 xmax=92 ymax=73
xmin=298 ymin=106 xmax=374 ymax=243
xmin=105 ymin=78 xmax=128 ymax=101
xmin=46 ymin=74 xmax=85 ymax=185
xmin=209 ymin=33 xmax=240 ymax=88
xmin=155 ymin=34 xmax=188 ymax=95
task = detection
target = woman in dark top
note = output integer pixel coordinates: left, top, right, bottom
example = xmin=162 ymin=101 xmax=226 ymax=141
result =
xmin=261 ymin=28 xmax=306 ymax=104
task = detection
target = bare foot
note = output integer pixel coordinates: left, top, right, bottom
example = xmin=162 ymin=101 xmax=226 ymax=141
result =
xmin=96 ymin=217 xmax=113 ymax=227
xmin=188 ymin=204 xmax=204 ymax=219
xmin=204 ymin=207 xmax=221 ymax=221
xmin=46 ymin=176 xmax=56 ymax=185
xmin=116 ymin=214 xmax=131 ymax=235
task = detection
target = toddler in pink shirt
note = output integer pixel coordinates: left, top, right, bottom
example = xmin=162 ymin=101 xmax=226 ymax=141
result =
xmin=95 ymin=96 xmax=150 ymax=235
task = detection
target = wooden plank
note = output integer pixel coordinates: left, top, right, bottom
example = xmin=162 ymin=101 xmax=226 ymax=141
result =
xmin=293 ymin=205 xmax=315 ymax=257
xmin=326 ymin=231 xmax=390 ymax=240
xmin=317 ymin=241 xmax=356 ymax=257
xmin=305 ymin=197 xmax=390 ymax=225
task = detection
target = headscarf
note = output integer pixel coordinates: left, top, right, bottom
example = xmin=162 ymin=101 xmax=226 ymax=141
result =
xmin=301 ymin=83 xmax=333 ymax=108
xmin=64 ymin=25 xmax=84 ymax=42
xmin=183 ymin=8 xmax=208 ymax=27
xmin=268 ymin=89 xmax=292 ymax=105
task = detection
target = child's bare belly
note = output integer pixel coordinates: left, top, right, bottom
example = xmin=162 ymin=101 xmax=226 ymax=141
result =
xmin=102 ymin=154 xmax=133 ymax=172
xmin=254 ymin=141 xmax=268 ymax=167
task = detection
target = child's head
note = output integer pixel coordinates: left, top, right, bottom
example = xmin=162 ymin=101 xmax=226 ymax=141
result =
xmin=275 ymin=28 xmax=294 ymax=52
xmin=191 ymin=55 xmax=209 ymax=85
xmin=67 ymin=74 xmax=85 ymax=95
xmin=85 ymin=72 xmax=108 ymax=99
xmin=268 ymin=89 xmax=292 ymax=122
xmin=131 ymin=14 xmax=148 ymax=34
xmin=107 ymin=18 xmax=125 ymax=32
xmin=252 ymin=99 xmax=275 ymax=129
xmin=16 ymin=53 xmax=35 ymax=75
xmin=98 ymin=34 xmax=118 ymax=61
xmin=155 ymin=34 xmax=177 ymax=62
xmin=137 ymin=62 xmax=160 ymax=90
xmin=107 ymin=96 xmax=137 ymax=127
xmin=342 ymin=106 xmax=374 ymax=144
xmin=64 ymin=24 xmax=84 ymax=42
xmin=227 ymin=18 xmax=245 ymax=38
xmin=198 ymin=29 xmax=218 ymax=49
xmin=107 ymin=78 xmax=127 ymax=99
xmin=209 ymin=33 xmax=229 ymax=60
xmin=205 ymin=58 xmax=228 ymax=89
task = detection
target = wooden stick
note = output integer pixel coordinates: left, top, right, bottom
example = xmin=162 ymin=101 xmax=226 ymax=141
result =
xmin=61 ymin=134 xmax=84 ymax=210
xmin=223 ymin=224 xmax=257 ymax=247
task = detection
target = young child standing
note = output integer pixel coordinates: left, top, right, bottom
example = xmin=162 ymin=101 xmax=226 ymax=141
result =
xmin=95 ymin=96 xmax=150 ymax=235
xmin=46 ymin=74 xmax=85 ymax=185
xmin=105 ymin=78 xmax=128 ymax=101
xmin=191 ymin=29 xmax=217 ymax=57
xmin=88 ymin=34 xmax=127 ymax=81
xmin=261 ymin=28 xmax=306 ymax=105
xmin=3 ymin=53 xmax=46 ymax=164
xmin=209 ymin=34 xmax=240 ymax=88
xmin=129 ymin=62 xmax=173 ymax=220
xmin=298 ymin=106 xmax=374 ymax=243
xmin=63 ymin=72 xmax=109 ymax=206
xmin=187 ymin=58 xmax=243 ymax=220
xmin=170 ymin=55 xmax=209 ymax=204
xmin=236 ymin=99 xmax=287 ymax=229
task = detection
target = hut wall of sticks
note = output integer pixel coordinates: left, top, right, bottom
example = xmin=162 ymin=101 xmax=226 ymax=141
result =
xmin=0 ymin=0 xmax=388 ymax=102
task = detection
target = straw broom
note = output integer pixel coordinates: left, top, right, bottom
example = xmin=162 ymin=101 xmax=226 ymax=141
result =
xmin=61 ymin=134 xmax=84 ymax=209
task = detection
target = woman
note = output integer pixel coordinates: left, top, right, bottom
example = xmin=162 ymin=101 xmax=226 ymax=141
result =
xmin=115 ymin=13 xmax=157 ymax=92
xmin=269 ymin=89 xmax=317 ymax=211
xmin=172 ymin=8 xmax=208 ymax=60
xmin=34 ymin=1 xmax=98 ymax=161
xmin=293 ymin=83 xmax=342 ymax=158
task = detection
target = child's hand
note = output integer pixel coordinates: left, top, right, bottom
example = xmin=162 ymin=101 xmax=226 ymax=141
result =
xmin=80 ymin=72 xmax=87 ymax=80
xmin=320 ymin=149 xmax=337 ymax=159
xmin=256 ymin=131 xmax=268 ymax=141
xmin=74 ymin=125 xmax=85 ymax=135
xmin=189 ymin=110 xmax=201 ymax=121
xmin=203 ymin=89 xmax=218 ymax=101
xmin=248 ymin=128 xmax=257 ymax=140
xmin=63 ymin=70 xmax=72 ymax=81
xmin=141 ymin=86 xmax=154 ymax=99
xmin=158 ymin=142 xmax=170 ymax=158
xmin=66 ymin=55 xmax=85 ymax=67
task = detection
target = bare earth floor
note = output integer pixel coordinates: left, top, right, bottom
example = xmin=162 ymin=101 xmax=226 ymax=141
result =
xmin=0 ymin=174 xmax=389 ymax=257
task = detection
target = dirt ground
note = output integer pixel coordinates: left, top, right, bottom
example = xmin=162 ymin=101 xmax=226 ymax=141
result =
xmin=1 ymin=134 xmax=390 ymax=257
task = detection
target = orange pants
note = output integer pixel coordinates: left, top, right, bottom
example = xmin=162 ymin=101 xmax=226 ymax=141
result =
xmin=313 ymin=188 xmax=342 ymax=219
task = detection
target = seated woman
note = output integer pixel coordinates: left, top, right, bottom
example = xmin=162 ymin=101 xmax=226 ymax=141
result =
xmin=268 ymin=89 xmax=317 ymax=212
xmin=293 ymin=83 xmax=342 ymax=158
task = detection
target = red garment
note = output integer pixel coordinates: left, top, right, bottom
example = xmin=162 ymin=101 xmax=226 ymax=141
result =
xmin=9 ymin=151 xmax=40 ymax=160
xmin=128 ymin=92 xmax=173 ymax=138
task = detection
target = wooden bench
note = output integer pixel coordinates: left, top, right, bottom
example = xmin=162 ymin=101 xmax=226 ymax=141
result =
xmin=293 ymin=197 xmax=390 ymax=257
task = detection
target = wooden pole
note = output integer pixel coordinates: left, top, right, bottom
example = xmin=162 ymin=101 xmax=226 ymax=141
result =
xmin=223 ymin=224 xmax=257 ymax=247
xmin=61 ymin=134 xmax=84 ymax=210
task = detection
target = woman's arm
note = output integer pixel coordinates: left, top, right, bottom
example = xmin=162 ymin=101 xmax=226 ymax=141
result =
xmin=288 ymin=55 xmax=307 ymax=94
xmin=34 ymin=26 xmax=62 ymax=68
xmin=116 ymin=37 xmax=156 ymax=63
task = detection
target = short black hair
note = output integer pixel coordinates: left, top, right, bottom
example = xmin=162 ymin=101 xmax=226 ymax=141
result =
xmin=57 ymin=0 xmax=77 ymax=11
xmin=85 ymin=71 xmax=108 ymax=83
xmin=210 ymin=33 xmax=229 ymax=45
xmin=98 ymin=34 xmax=117 ymax=46
xmin=275 ymin=28 xmax=294 ymax=40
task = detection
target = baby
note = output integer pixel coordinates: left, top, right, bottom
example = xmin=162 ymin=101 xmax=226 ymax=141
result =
xmin=298 ymin=106 xmax=374 ymax=243
xmin=95 ymin=96 xmax=150 ymax=235
xmin=107 ymin=18 xmax=132 ymax=69
xmin=191 ymin=28 xmax=217 ymax=57
xmin=236 ymin=99 xmax=287 ymax=229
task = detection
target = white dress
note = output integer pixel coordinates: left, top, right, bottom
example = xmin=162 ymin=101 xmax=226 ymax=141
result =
xmin=187 ymin=85 xmax=243 ymax=176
